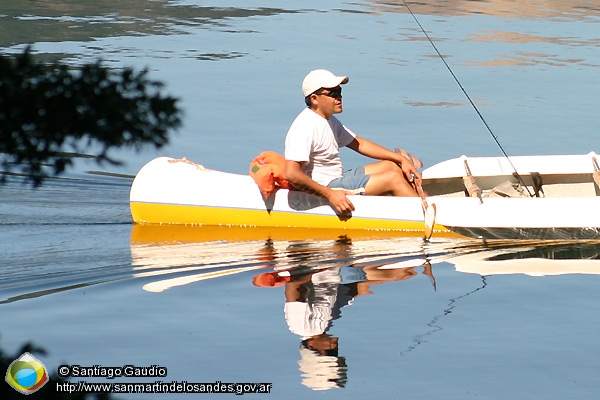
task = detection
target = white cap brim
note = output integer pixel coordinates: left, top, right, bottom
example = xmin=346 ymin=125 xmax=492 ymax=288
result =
xmin=302 ymin=69 xmax=349 ymax=97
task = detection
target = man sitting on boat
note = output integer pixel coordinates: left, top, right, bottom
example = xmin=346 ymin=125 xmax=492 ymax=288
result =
xmin=284 ymin=69 xmax=422 ymax=215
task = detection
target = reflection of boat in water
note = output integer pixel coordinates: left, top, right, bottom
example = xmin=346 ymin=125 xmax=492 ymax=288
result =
xmin=131 ymin=224 xmax=600 ymax=295
xmin=129 ymin=225 xmax=600 ymax=391
xmin=130 ymin=224 xmax=443 ymax=292
xmin=131 ymin=224 xmax=600 ymax=291
xmin=129 ymin=224 xmax=451 ymax=293
xmin=444 ymin=241 xmax=600 ymax=276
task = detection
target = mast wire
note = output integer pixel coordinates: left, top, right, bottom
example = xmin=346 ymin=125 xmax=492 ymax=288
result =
xmin=401 ymin=0 xmax=532 ymax=196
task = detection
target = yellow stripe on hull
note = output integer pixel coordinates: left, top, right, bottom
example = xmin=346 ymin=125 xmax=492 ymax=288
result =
xmin=130 ymin=201 xmax=450 ymax=233
xmin=131 ymin=224 xmax=457 ymax=244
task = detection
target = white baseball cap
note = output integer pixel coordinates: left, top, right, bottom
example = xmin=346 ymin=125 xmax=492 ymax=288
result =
xmin=298 ymin=345 xmax=347 ymax=390
xmin=301 ymin=69 xmax=349 ymax=97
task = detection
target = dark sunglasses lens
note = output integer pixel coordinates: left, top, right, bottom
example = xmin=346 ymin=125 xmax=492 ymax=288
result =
xmin=326 ymin=88 xmax=342 ymax=98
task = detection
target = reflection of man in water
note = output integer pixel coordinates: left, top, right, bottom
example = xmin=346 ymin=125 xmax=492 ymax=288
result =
xmin=284 ymin=264 xmax=431 ymax=390
xmin=283 ymin=266 xmax=351 ymax=390
xmin=253 ymin=240 xmax=435 ymax=391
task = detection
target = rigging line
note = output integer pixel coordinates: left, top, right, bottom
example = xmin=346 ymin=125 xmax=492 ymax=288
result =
xmin=401 ymin=0 xmax=533 ymax=196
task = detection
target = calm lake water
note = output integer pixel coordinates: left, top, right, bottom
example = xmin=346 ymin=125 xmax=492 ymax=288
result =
xmin=1 ymin=1 xmax=599 ymax=399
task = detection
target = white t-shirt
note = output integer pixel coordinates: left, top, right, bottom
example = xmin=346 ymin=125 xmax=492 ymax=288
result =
xmin=284 ymin=108 xmax=356 ymax=185
xmin=284 ymin=267 xmax=343 ymax=339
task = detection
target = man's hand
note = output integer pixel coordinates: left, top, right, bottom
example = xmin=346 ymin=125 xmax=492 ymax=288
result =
xmin=400 ymin=160 xmax=421 ymax=183
xmin=326 ymin=188 xmax=355 ymax=215
xmin=285 ymin=160 xmax=356 ymax=215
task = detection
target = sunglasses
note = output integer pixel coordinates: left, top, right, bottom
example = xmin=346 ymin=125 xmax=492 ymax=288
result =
xmin=316 ymin=87 xmax=342 ymax=98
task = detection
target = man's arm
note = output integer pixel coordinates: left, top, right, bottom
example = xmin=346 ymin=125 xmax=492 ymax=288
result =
xmin=346 ymin=136 xmax=422 ymax=181
xmin=284 ymin=160 xmax=355 ymax=215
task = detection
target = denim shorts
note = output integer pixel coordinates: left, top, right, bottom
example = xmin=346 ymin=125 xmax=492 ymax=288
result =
xmin=327 ymin=166 xmax=370 ymax=194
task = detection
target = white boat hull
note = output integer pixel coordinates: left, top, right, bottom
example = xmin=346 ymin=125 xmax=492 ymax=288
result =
xmin=130 ymin=153 xmax=600 ymax=240
xmin=129 ymin=157 xmax=449 ymax=234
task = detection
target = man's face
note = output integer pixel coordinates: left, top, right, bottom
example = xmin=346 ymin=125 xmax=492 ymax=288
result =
xmin=312 ymin=86 xmax=343 ymax=118
xmin=306 ymin=333 xmax=339 ymax=355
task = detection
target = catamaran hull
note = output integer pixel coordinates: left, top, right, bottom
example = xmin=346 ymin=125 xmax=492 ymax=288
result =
xmin=432 ymin=196 xmax=600 ymax=240
xmin=130 ymin=154 xmax=600 ymax=240
xmin=129 ymin=157 xmax=448 ymax=233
